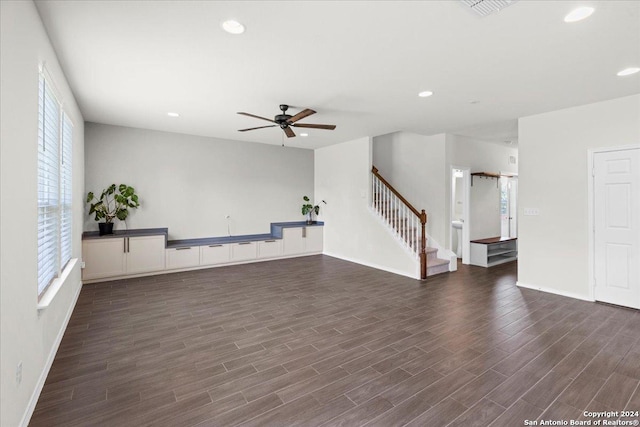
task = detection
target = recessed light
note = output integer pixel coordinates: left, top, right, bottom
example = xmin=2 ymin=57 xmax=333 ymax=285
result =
xmin=222 ymin=20 xmax=245 ymax=35
xmin=300 ymin=133 xmax=309 ymax=137
xmin=167 ymin=112 xmax=180 ymax=118
xmin=564 ymin=7 xmax=594 ymax=23
xmin=617 ymin=67 xmax=640 ymax=77
xmin=418 ymin=91 xmax=433 ymax=98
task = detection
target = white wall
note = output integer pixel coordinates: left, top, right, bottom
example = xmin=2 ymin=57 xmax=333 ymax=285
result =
xmin=1 ymin=2 xmax=85 ymax=426
xmin=518 ymin=94 xmax=640 ymax=300
xmin=372 ymin=132 xmax=447 ymax=246
xmin=84 ymin=123 xmax=314 ymax=239
xmin=447 ymin=134 xmax=518 ymax=242
xmin=315 ymin=137 xmax=419 ymax=278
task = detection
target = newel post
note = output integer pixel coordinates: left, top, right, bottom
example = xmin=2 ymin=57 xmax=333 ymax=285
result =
xmin=420 ymin=209 xmax=427 ymax=280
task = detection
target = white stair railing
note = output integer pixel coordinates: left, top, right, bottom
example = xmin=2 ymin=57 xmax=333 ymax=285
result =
xmin=372 ymin=174 xmax=419 ymax=257
xmin=371 ymin=166 xmax=427 ymax=279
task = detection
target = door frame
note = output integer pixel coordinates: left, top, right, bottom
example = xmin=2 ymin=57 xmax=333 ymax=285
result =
xmin=587 ymin=144 xmax=640 ymax=302
xmin=450 ymin=165 xmax=471 ymax=264
xmin=499 ymin=173 xmax=518 ymax=238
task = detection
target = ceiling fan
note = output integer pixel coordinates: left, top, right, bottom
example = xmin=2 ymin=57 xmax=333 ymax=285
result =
xmin=237 ymin=104 xmax=336 ymax=138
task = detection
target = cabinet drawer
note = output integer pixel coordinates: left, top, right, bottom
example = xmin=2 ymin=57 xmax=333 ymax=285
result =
xmin=230 ymin=242 xmax=257 ymax=261
xmin=166 ymin=246 xmax=200 ymax=269
xmin=257 ymin=240 xmax=283 ymax=259
xmin=200 ymin=244 xmax=230 ymax=266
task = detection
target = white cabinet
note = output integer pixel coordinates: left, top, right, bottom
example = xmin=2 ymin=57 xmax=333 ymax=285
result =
xmin=82 ymin=238 xmax=126 ymax=280
xmin=82 ymin=235 xmax=165 ymax=280
xmin=283 ymin=228 xmax=305 ymax=255
xmin=283 ymin=227 xmax=323 ymax=255
xmin=200 ymin=244 xmax=230 ymax=266
xmin=231 ymin=242 xmax=257 ymax=261
xmin=166 ymin=246 xmax=200 ymax=270
xmin=127 ymin=236 xmax=166 ymax=274
xmin=303 ymin=227 xmax=323 ymax=253
xmin=83 ymin=225 xmax=323 ymax=282
xmin=258 ymin=239 xmax=283 ymax=259
xmin=470 ymin=237 xmax=517 ymax=267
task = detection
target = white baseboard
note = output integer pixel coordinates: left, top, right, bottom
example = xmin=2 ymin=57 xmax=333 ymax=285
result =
xmin=516 ymin=281 xmax=594 ymax=302
xmin=20 ymin=280 xmax=82 ymax=427
xmin=323 ymin=251 xmax=420 ymax=280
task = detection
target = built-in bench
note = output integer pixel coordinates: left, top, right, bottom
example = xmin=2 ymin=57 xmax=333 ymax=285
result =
xmin=469 ymin=236 xmax=517 ymax=267
xmin=81 ymin=221 xmax=324 ymax=283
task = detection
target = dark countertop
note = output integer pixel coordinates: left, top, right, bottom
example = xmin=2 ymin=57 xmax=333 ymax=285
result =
xmin=83 ymin=222 xmax=323 ymax=249
xmin=167 ymin=234 xmax=275 ymax=248
xmin=270 ymin=221 xmax=324 ymax=239
xmin=169 ymin=221 xmax=324 ymax=248
xmin=82 ymin=228 xmax=168 ymax=240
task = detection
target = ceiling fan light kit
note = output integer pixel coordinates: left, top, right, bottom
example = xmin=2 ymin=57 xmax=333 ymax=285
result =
xmin=237 ymin=104 xmax=336 ymax=138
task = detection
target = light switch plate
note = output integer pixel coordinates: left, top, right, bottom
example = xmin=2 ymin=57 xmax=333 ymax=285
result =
xmin=523 ymin=208 xmax=540 ymax=216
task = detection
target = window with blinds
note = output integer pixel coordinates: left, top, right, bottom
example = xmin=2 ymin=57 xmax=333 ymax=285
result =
xmin=37 ymin=73 xmax=73 ymax=296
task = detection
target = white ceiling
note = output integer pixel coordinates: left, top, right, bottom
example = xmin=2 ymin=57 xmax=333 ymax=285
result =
xmin=35 ymin=0 xmax=640 ymax=149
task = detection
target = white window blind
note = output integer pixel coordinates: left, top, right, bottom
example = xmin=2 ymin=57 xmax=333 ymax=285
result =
xmin=61 ymin=114 xmax=73 ymax=268
xmin=37 ymin=72 xmax=73 ymax=296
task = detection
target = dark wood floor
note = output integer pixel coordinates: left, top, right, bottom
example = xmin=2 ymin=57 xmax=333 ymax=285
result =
xmin=30 ymin=255 xmax=640 ymax=427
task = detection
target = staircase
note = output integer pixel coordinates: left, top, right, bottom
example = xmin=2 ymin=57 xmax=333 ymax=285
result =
xmin=372 ymin=166 xmax=450 ymax=279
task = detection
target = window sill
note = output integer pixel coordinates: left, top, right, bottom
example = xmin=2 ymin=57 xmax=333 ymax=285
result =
xmin=38 ymin=258 xmax=78 ymax=311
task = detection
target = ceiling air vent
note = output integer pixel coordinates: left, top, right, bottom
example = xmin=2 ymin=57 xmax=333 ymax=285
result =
xmin=460 ymin=0 xmax=518 ymax=17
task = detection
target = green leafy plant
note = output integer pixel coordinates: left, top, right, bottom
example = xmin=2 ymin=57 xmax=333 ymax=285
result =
xmin=301 ymin=195 xmax=320 ymax=217
xmin=86 ymin=184 xmax=140 ymax=223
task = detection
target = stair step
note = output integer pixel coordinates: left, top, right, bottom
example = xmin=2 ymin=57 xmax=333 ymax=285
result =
xmin=427 ymin=258 xmax=450 ymax=277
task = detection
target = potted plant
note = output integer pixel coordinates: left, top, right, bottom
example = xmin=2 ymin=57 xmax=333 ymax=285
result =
xmin=86 ymin=184 xmax=140 ymax=235
xmin=301 ymin=196 xmax=325 ymax=225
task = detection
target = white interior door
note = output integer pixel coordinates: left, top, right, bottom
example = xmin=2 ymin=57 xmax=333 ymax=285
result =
xmin=594 ymin=148 xmax=640 ymax=309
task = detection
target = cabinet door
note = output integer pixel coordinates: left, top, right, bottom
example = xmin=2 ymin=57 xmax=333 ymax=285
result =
xmin=166 ymin=246 xmax=199 ymax=270
xmin=257 ymin=240 xmax=283 ymax=259
xmin=230 ymin=242 xmax=257 ymax=261
xmin=200 ymin=244 xmax=230 ymax=266
xmin=303 ymin=227 xmax=323 ymax=253
xmin=127 ymin=235 xmax=166 ymax=274
xmin=282 ymin=228 xmax=304 ymax=255
xmin=82 ymin=238 xmax=126 ymax=280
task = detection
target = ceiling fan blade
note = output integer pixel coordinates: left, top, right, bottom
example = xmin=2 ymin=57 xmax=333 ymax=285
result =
xmin=283 ymin=127 xmax=296 ymax=138
xmin=237 ymin=112 xmax=276 ymax=123
xmin=238 ymin=125 xmax=277 ymax=132
xmin=291 ymin=123 xmax=336 ymax=130
xmin=287 ymin=108 xmax=316 ymax=124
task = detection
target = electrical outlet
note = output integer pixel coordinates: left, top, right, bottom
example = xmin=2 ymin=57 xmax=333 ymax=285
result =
xmin=81 ymin=261 xmax=86 ymax=269
xmin=16 ymin=361 xmax=22 ymax=385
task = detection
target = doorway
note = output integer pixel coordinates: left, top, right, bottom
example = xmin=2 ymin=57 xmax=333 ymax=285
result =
xmin=500 ymin=176 xmax=518 ymax=238
xmin=450 ymin=166 xmax=470 ymax=264
xmin=590 ymin=146 xmax=639 ymax=309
